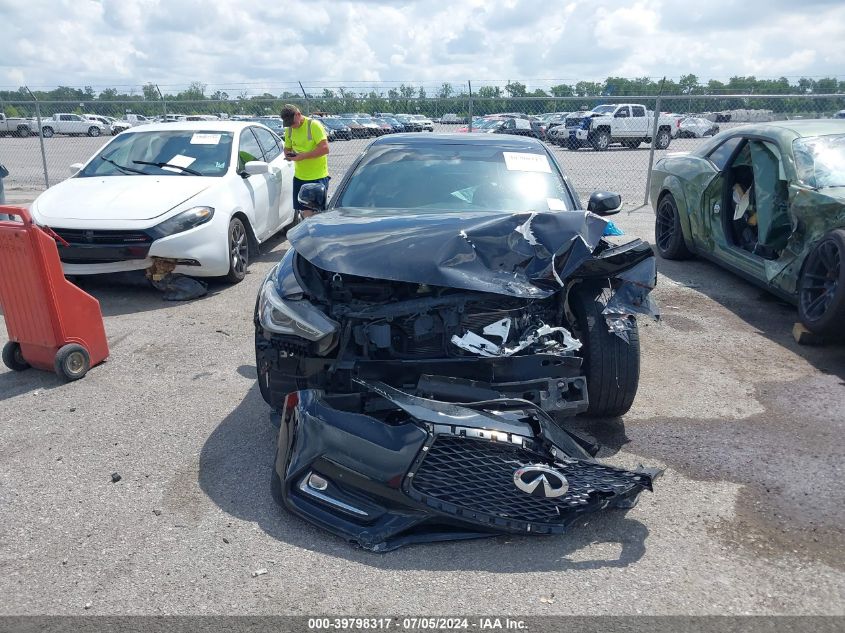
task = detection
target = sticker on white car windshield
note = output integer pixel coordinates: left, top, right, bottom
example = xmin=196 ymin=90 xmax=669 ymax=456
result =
xmin=190 ymin=133 xmax=222 ymax=145
xmin=503 ymin=152 xmax=552 ymax=173
xmin=162 ymin=154 xmax=197 ymax=172
xmin=546 ymin=198 xmax=566 ymax=211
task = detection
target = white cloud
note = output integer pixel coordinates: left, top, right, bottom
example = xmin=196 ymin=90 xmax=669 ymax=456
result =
xmin=0 ymin=0 xmax=842 ymax=92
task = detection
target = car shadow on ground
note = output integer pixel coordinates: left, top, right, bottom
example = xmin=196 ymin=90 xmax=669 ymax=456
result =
xmin=656 ymin=254 xmax=845 ymax=380
xmin=198 ymin=383 xmax=651 ymax=571
xmin=70 ymin=272 xmax=229 ymax=317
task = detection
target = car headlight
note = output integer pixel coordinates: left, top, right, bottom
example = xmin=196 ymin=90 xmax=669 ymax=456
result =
xmin=258 ymin=254 xmax=339 ymax=354
xmin=149 ymin=206 xmax=214 ymax=239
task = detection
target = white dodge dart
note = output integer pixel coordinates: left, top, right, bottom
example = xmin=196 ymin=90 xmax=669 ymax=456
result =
xmin=29 ymin=121 xmax=296 ymax=282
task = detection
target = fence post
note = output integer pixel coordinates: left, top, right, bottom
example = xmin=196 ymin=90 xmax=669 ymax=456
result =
xmin=643 ymin=94 xmax=663 ymax=206
xmin=156 ymin=84 xmax=166 ymax=118
xmin=468 ymin=81 xmax=473 ymax=132
xmin=25 ymin=86 xmax=50 ymax=189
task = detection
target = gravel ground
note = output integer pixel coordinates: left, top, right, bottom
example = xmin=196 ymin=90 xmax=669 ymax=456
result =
xmin=0 ymin=133 xmax=844 ymax=616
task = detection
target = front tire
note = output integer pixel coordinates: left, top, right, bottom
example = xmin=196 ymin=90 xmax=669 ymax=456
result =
xmin=54 ymin=344 xmax=90 ymax=382
xmin=655 ymin=128 xmax=671 ymax=150
xmin=2 ymin=341 xmax=30 ymax=371
xmin=225 ymin=217 xmax=249 ymax=283
xmin=798 ymin=229 xmax=845 ymax=337
xmin=591 ymin=129 xmax=611 ymax=151
xmin=570 ymin=286 xmax=640 ymax=418
xmin=88 ymin=126 xmax=101 ymax=137
xmin=654 ymin=193 xmax=693 ymax=260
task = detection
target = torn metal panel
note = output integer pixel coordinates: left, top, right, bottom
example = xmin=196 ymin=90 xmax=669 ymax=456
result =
xmin=274 ymin=383 xmax=660 ymax=551
xmin=451 ymin=319 xmax=582 ymax=357
xmin=288 ymin=208 xmax=608 ymax=298
xmin=601 ymin=257 xmax=660 ymax=339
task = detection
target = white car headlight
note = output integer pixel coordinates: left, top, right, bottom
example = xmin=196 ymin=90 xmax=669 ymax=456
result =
xmin=149 ymin=206 xmax=214 ymax=239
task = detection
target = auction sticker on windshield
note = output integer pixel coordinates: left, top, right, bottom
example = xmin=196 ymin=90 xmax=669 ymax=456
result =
xmin=503 ymin=152 xmax=552 ymax=173
xmin=163 ymin=154 xmax=197 ymax=172
xmin=190 ymin=133 xmax=222 ymax=145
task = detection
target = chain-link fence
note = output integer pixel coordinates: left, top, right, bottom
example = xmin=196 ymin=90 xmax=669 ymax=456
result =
xmin=2 ymin=92 xmax=843 ymax=208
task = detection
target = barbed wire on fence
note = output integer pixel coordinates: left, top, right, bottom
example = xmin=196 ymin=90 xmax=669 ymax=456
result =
xmin=2 ymin=92 xmax=843 ymax=212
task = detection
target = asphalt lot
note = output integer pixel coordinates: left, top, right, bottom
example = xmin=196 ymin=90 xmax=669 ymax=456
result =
xmin=1 ymin=126 xmax=844 ymax=616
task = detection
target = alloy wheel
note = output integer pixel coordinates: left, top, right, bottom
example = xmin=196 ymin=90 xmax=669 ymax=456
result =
xmin=230 ymin=220 xmax=248 ymax=277
xmin=800 ymin=239 xmax=841 ymax=321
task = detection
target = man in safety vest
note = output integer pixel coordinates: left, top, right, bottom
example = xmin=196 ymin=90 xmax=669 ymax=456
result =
xmin=280 ymin=104 xmax=330 ymax=218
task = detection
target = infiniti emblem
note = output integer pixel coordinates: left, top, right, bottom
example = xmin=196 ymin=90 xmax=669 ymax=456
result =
xmin=513 ymin=465 xmax=569 ymax=498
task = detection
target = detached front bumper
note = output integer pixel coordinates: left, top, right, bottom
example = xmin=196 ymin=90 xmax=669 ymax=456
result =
xmin=274 ymin=383 xmax=659 ymax=551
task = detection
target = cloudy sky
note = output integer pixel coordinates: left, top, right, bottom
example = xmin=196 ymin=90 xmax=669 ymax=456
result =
xmin=1 ymin=0 xmax=843 ymax=93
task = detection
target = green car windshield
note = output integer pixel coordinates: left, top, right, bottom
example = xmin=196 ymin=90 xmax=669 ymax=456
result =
xmin=793 ymin=134 xmax=845 ymax=189
xmin=78 ymin=130 xmax=234 ymax=178
xmin=337 ymin=145 xmax=572 ymax=212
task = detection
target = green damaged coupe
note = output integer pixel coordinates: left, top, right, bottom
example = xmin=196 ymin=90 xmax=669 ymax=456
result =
xmin=650 ymin=120 xmax=845 ymax=336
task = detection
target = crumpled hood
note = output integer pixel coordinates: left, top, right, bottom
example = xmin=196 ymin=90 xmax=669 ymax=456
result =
xmin=33 ymin=176 xmax=213 ymax=222
xmin=287 ymin=208 xmax=608 ymax=297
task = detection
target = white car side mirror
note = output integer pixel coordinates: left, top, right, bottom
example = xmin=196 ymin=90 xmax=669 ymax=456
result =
xmin=70 ymin=163 xmax=84 ymax=174
xmin=244 ymin=161 xmax=269 ymax=176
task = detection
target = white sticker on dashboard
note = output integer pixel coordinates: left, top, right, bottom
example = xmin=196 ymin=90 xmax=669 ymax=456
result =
xmin=547 ymin=198 xmax=566 ymax=210
xmin=190 ymin=133 xmax=222 ymax=145
xmin=503 ymin=152 xmax=552 ymax=173
xmin=162 ymin=154 xmax=197 ymax=172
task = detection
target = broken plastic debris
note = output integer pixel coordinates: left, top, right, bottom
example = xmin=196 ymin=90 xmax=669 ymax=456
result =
xmin=110 ymin=473 xmax=121 ymax=483
xmin=451 ymin=320 xmax=581 ymax=357
xmin=148 ymin=273 xmax=208 ymax=301
xmin=252 ymin=568 xmax=268 ymax=577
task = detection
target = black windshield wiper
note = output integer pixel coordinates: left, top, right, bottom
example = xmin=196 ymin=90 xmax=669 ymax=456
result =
xmin=100 ymin=155 xmax=145 ymax=175
xmin=132 ymin=160 xmax=202 ymax=176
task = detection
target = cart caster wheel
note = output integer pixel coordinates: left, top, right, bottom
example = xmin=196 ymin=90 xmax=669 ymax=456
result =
xmin=2 ymin=341 xmax=30 ymax=371
xmin=54 ymin=344 xmax=90 ymax=382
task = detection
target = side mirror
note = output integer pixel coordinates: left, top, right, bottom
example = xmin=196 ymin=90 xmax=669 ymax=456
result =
xmin=69 ymin=163 xmax=84 ymax=175
xmin=243 ymin=161 xmax=269 ymax=176
xmin=297 ymin=183 xmax=327 ymax=213
xmin=587 ymin=191 xmax=622 ymax=216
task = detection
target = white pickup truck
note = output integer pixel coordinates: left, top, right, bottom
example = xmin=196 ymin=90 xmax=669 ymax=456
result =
xmin=33 ymin=113 xmax=108 ymax=138
xmin=558 ymin=104 xmax=679 ymax=151
xmin=0 ymin=113 xmax=33 ymax=137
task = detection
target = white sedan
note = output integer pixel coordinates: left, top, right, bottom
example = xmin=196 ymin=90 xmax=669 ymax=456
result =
xmin=29 ymin=121 xmax=295 ymax=282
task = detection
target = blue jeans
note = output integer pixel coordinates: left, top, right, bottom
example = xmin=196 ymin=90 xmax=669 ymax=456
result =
xmin=293 ymin=176 xmax=330 ymax=212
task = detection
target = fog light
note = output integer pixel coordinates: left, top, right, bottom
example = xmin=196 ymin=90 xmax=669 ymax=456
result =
xmin=307 ymin=473 xmax=328 ymax=491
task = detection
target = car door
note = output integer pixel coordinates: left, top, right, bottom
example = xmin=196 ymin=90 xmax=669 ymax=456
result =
xmin=630 ymin=106 xmax=648 ymax=136
xmin=613 ymin=106 xmax=632 ymax=137
xmin=235 ymin=127 xmax=275 ymax=240
xmin=252 ymin=125 xmax=293 ymax=234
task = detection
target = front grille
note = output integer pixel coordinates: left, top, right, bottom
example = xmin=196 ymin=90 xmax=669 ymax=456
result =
xmin=564 ymin=117 xmax=582 ymax=127
xmin=51 ymin=228 xmax=152 ymax=245
xmin=409 ymin=435 xmax=648 ymax=528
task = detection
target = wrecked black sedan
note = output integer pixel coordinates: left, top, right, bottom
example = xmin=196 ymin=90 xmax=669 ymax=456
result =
xmin=255 ymin=134 xmax=660 ymax=551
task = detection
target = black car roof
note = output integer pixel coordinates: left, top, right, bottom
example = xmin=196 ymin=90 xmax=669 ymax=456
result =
xmin=370 ymin=133 xmax=546 ymax=150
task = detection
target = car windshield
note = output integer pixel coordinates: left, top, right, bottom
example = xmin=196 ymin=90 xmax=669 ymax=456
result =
xmin=793 ymin=134 xmax=845 ymax=189
xmin=336 ymin=144 xmax=572 ymax=212
xmin=592 ymin=105 xmax=616 ymax=114
xmin=77 ymin=129 xmax=234 ymax=178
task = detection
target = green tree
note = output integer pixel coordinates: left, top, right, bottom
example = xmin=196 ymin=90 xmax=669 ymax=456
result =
xmin=437 ymin=82 xmax=453 ymax=99
xmin=418 ymin=86 xmax=427 ymax=99
xmin=550 ymin=84 xmax=573 ymax=97
xmin=504 ymin=81 xmax=526 ymax=97
xmin=477 ymin=85 xmax=501 ymax=98
xmin=142 ymin=83 xmax=159 ymax=101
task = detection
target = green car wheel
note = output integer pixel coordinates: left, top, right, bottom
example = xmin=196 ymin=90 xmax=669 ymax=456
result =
xmin=798 ymin=229 xmax=845 ymax=338
xmin=654 ymin=194 xmax=693 ymax=260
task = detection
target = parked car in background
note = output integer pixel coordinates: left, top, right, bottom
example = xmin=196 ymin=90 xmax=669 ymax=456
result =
xmin=0 ymin=113 xmax=33 ymax=137
xmin=380 ymin=117 xmax=406 ymax=133
xmin=439 ymin=113 xmax=466 ymax=124
xmin=411 ymin=114 xmax=435 ymax=131
xmin=123 ymin=114 xmax=154 ymax=127
xmin=320 ymin=117 xmax=352 ymax=140
xmin=85 ymin=115 xmax=130 ymax=136
xmin=337 ymin=117 xmax=368 ymax=138
xmin=355 ymin=117 xmax=383 ymax=137
xmin=29 ymin=121 xmax=296 ymax=283
xmin=371 ymin=118 xmax=394 ymax=135
xmin=651 ymin=120 xmax=845 ymax=336
xmin=395 ymin=114 xmax=423 ymax=132
xmin=833 ymin=110 xmax=845 ymax=119
xmin=33 ymin=113 xmax=108 ymax=138
xmin=677 ymin=117 xmax=720 ymax=138
xmin=562 ymin=104 xmax=678 ymax=150
xmin=256 ymin=133 xmax=658 ymax=550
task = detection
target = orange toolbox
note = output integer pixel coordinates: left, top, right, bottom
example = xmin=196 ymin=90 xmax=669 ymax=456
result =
xmin=0 ymin=205 xmax=109 ymax=381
